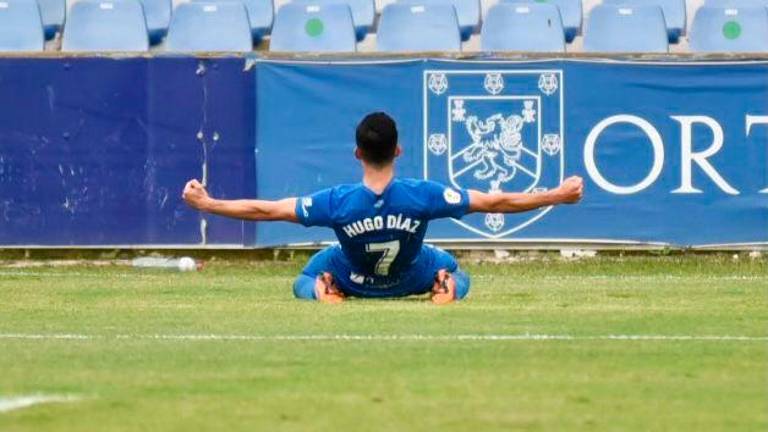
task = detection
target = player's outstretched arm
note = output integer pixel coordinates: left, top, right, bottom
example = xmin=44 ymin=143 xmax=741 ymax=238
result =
xmin=182 ymin=179 xmax=298 ymax=222
xmin=468 ymin=176 xmax=584 ymax=214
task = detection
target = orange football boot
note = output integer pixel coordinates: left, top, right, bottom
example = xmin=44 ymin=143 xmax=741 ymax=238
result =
xmin=314 ymin=272 xmax=345 ymax=304
xmin=431 ymin=269 xmax=456 ymax=305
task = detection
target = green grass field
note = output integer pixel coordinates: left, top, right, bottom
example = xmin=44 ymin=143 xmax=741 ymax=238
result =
xmin=0 ymin=255 xmax=766 ymax=431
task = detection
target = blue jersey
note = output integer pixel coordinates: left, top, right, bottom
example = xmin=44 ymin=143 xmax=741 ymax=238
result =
xmin=295 ymin=178 xmax=470 ymax=283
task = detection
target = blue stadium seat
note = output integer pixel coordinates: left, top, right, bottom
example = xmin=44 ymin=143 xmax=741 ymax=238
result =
xmin=294 ymin=0 xmax=373 ymax=41
xmin=139 ymin=0 xmax=171 ymax=44
xmin=194 ymin=0 xmax=273 ymax=42
xmin=398 ymin=0 xmax=480 ymax=41
xmin=62 ymin=0 xmax=149 ymax=51
xmin=704 ymin=0 xmax=768 ymax=6
xmin=603 ymin=0 xmax=686 ymax=43
xmin=377 ymin=3 xmax=461 ymax=52
xmin=508 ymin=0 xmax=581 ymax=42
xmin=33 ymin=0 xmax=65 ymax=39
xmin=481 ymin=3 xmax=565 ymax=52
xmin=0 ymin=0 xmax=44 ymax=51
xmin=270 ymin=3 xmax=356 ymax=52
xmin=166 ymin=2 xmax=253 ymax=52
xmin=583 ymin=4 xmax=668 ymax=52
xmin=690 ymin=6 xmax=768 ymax=52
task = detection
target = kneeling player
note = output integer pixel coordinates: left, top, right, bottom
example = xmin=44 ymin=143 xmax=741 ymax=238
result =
xmin=183 ymin=112 xmax=583 ymax=304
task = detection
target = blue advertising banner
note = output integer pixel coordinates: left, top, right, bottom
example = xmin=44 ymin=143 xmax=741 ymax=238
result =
xmin=256 ymin=59 xmax=768 ymax=247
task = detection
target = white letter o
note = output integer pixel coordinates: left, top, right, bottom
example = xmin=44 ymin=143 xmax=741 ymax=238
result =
xmin=584 ymin=115 xmax=665 ymax=195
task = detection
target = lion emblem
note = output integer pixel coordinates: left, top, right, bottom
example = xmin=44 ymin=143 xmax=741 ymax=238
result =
xmin=462 ymin=113 xmax=526 ymax=192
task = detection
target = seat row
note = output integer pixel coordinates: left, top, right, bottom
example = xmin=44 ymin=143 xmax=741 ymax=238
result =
xmin=1 ymin=0 xmax=768 ymax=52
xmin=0 ymin=0 xmax=270 ymax=51
xmin=587 ymin=2 xmax=768 ymax=53
xmin=288 ymin=1 xmax=768 ymax=53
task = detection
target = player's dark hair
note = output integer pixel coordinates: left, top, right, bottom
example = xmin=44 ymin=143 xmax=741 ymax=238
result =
xmin=356 ymin=112 xmax=398 ymax=166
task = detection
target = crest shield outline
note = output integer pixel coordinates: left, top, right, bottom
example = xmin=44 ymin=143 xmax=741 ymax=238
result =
xmin=423 ymin=69 xmax=564 ymax=239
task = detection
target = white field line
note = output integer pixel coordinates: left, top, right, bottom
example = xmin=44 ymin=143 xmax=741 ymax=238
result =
xmin=0 ymin=333 xmax=766 ymax=342
xmin=0 ymin=271 xmax=765 ymax=282
xmin=0 ymin=334 xmax=93 ymax=340
xmin=0 ymin=395 xmax=79 ymax=413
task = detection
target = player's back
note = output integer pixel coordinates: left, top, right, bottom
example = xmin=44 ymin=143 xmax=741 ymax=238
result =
xmin=296 ymin=178 xmax=469 ymax=282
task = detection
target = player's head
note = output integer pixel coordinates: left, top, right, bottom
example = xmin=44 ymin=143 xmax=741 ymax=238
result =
xmin=355 ymin=112 xmax=401 ymax=168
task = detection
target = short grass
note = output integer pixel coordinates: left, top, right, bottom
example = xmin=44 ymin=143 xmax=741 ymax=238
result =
xmin=0 ymin=255 xmax=766 ymax=431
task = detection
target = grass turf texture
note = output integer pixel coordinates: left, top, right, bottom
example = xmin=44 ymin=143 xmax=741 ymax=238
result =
xmin=0 ymin=255 xmax=766 ymax=431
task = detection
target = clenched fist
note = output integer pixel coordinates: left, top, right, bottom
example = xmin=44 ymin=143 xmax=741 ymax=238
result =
xmin=555 ymin=176 xmax=584 ymax=204
xmin=182 ymin=179 xmax=211 ymax=211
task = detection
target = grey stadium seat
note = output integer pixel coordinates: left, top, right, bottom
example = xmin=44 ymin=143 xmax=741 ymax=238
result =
xmin=603 ymin=0 xmax=686 ymax=43
xmin=481 ymin=3 xmax=565 ymax=53
xmin=166 ymin=2 xmax=253 ymax=52
xmin=377 ymin=3 xmax=462 ymax=52
xmin=62 ymin=0 xmax=149 ymax=52
xmin=194 ymin=0 xmax=274 ymax=43
xmin=0 ymin=0 xmax=44 ymax=51
xmin=583 ymin=4 xmax=668 ymax=53
xmin=270 ymin=3 xmax=357 ymax=52
xmin=690 ymin=5 xmax=768 ymax=52
xmin=293 ymin=0 xmax=373 ymax=41
xmin=398 ymin=0 xmax=480 ymax=41
xmin=508 ymin=0 xmax=581 ymax=42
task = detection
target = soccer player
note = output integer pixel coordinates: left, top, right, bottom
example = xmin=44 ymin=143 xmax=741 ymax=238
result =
xmin=183 ymin=112 xmax=583 ymax=304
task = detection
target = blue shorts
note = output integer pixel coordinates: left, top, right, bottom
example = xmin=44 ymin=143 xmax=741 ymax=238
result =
xmin=294 ymin=244 xmax=470 ymax=299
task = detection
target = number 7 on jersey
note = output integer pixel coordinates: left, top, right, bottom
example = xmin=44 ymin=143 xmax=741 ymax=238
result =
xmin=365 ymin=240 xmax=400 ymax=276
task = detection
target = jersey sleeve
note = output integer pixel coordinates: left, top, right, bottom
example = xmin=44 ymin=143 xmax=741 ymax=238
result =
xmin=422 ymin=181 xmax=471 ymax=220
xmin=294 ymin=188 xmax=334 ymax=227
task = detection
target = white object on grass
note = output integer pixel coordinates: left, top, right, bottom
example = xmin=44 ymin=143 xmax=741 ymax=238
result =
xmin=178 ymin=257 xmax=197 ymax=272
xmin=132 ymin=257 xmax=198 ymax=272
xmin=493 ymin=249 xmax=511 ymax=259
xmin=560 ymin=249 xmax=598 ymax=259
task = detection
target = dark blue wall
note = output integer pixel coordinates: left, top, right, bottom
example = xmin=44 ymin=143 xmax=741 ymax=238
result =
xmin=0 ymin=56 xmax=255 ymax=245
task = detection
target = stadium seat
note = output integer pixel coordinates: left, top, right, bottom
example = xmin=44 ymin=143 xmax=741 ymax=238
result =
xmin=508 ymin=0 xmax=581 ymax=42
xmin=690 ymin=6 xmax=768 ymax=52
xmin=583 ymin=4 xmax=668 ymax=53
xmin=603 ymin=0 xmax=686 ymax=43
xmin=294 ymin=0 xmax=373 ymax=41
xmin=398 ymin=0 xmax=480 ymax=41
xmin=139 ymin=0 xmax=171 ymax=44
xmin=377 ymin=3 xmax=461 ymax=52
xmin=481 ymin=3 xmax=565 ymax=52
xmin=270 ymin=3 xmax=357 ymax=52
xmin=0 ymin=0 xmax=44 ymax=51
xmin=704 ymin=0 xmax=768 ymax=5
xmin=194 ymin=0 xmax=273 ymax=42
xmin=166 ymin=2 xmax=253 ymax=52
xmin=61 ymin=0 xmax=149 ymax=51
xmin=33 ymin=0 xmax=65 ymax=39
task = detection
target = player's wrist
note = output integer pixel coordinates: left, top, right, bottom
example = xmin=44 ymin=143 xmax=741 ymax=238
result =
xmin=198 ymin=197 xmax=216 ymax=212
xmin=545 ymin=188 xmax=565 ymax=205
